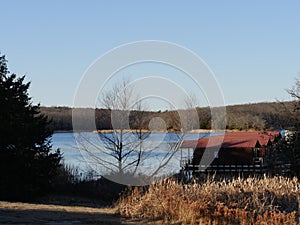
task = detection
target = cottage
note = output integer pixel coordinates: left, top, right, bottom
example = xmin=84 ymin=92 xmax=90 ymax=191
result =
xmin=180 ymin=131 xmax=281 ymax=173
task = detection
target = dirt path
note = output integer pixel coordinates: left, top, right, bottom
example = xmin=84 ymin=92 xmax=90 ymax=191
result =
xmin=0 ymin=201 xmax=146 ymax=225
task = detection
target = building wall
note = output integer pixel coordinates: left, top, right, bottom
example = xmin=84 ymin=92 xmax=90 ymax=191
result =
xmin=193 ymin=147 xmax=255 ymax=165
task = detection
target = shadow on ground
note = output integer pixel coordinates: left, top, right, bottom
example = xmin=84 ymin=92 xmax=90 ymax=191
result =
xmin=0 ymin=201 xmax=139 ymax=225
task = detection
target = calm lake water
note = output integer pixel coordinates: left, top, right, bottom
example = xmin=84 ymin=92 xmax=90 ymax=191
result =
xmin=51 ymin=132 xmax=213 ymax=179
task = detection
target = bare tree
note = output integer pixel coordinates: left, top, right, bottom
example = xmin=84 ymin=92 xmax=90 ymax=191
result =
xmin=98 ymin=77 xmax=150 ymax=175
xmin=182 ymin=92 xmax=200 ymax=131
xmin=286 ymin=75 xmax=300 ymax=130
xmin=282 ymin=75 xmax=300 ymax=176
xmin=287 ymin=75 xmax=300 ymax=112
xmin=287 ymin=75 xmax=300 ymax=100
xmin=73 ymin=77 xmax=150 ymax=185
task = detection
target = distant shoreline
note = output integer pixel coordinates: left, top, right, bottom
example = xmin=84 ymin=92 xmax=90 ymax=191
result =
xmin=53 ymin=129 xmax=269 ymax=134
xmin=93 ymin=129 xmax=217 ymax=133
xmin=54 ymin=129 xmax=214 ymax=133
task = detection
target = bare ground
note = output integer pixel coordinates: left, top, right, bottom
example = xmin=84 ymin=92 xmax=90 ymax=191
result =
xmin=0 ymin=201 xmax=155 ymax=225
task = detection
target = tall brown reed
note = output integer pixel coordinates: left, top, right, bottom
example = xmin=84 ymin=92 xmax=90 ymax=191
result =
xmin=117 ymin=176 xmax=300 ymax=224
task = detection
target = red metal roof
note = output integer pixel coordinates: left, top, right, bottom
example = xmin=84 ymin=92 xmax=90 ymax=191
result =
xmin=225 ymin=131 xmax=280 ymax=146
xmin=181 ymin=131 xmax=280 ymax=149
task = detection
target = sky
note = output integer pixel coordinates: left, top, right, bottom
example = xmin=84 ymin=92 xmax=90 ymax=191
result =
xmin=1 ymin=1 xmax=300 ymax=109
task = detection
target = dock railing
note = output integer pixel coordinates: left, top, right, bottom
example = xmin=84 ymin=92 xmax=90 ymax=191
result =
xmin=184 ymin=163 xmax=292 ymax=174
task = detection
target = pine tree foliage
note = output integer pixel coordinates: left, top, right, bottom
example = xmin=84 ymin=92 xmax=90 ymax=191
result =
xmin=0 ymin=54 xmax=62 ymax=200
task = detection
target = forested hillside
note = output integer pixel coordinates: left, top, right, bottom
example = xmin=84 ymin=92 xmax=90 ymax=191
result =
xmin=41 ymin=101 xmax=298 ymax=132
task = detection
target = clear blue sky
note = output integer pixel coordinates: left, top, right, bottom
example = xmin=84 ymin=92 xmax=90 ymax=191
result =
xmin=1 ymin=1 xmax=300 ymax=108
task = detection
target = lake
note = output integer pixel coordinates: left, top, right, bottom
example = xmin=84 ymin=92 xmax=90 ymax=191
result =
xmin=51 ymin=132 xmax=213 ymax=181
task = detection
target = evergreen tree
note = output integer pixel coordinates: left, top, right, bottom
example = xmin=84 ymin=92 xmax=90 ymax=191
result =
xmin=0 ymin=54 xmax=62 ymax=200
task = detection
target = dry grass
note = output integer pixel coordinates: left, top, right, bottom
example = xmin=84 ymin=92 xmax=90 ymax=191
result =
xmin=117 ymin=176 xmax=300 ymax=224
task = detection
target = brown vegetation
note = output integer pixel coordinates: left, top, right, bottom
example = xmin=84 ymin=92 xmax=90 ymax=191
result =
xmin=41 ymin=101 xmax=298 ymax=132
xmin=118 ymin=176 xmax=300 ymax=224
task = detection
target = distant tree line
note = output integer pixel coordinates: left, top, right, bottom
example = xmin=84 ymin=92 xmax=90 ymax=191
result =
xmin=41 ymin=101 xmax=298 ymax=132
xmin=225 ymin=101 xmax=297 ymax=130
